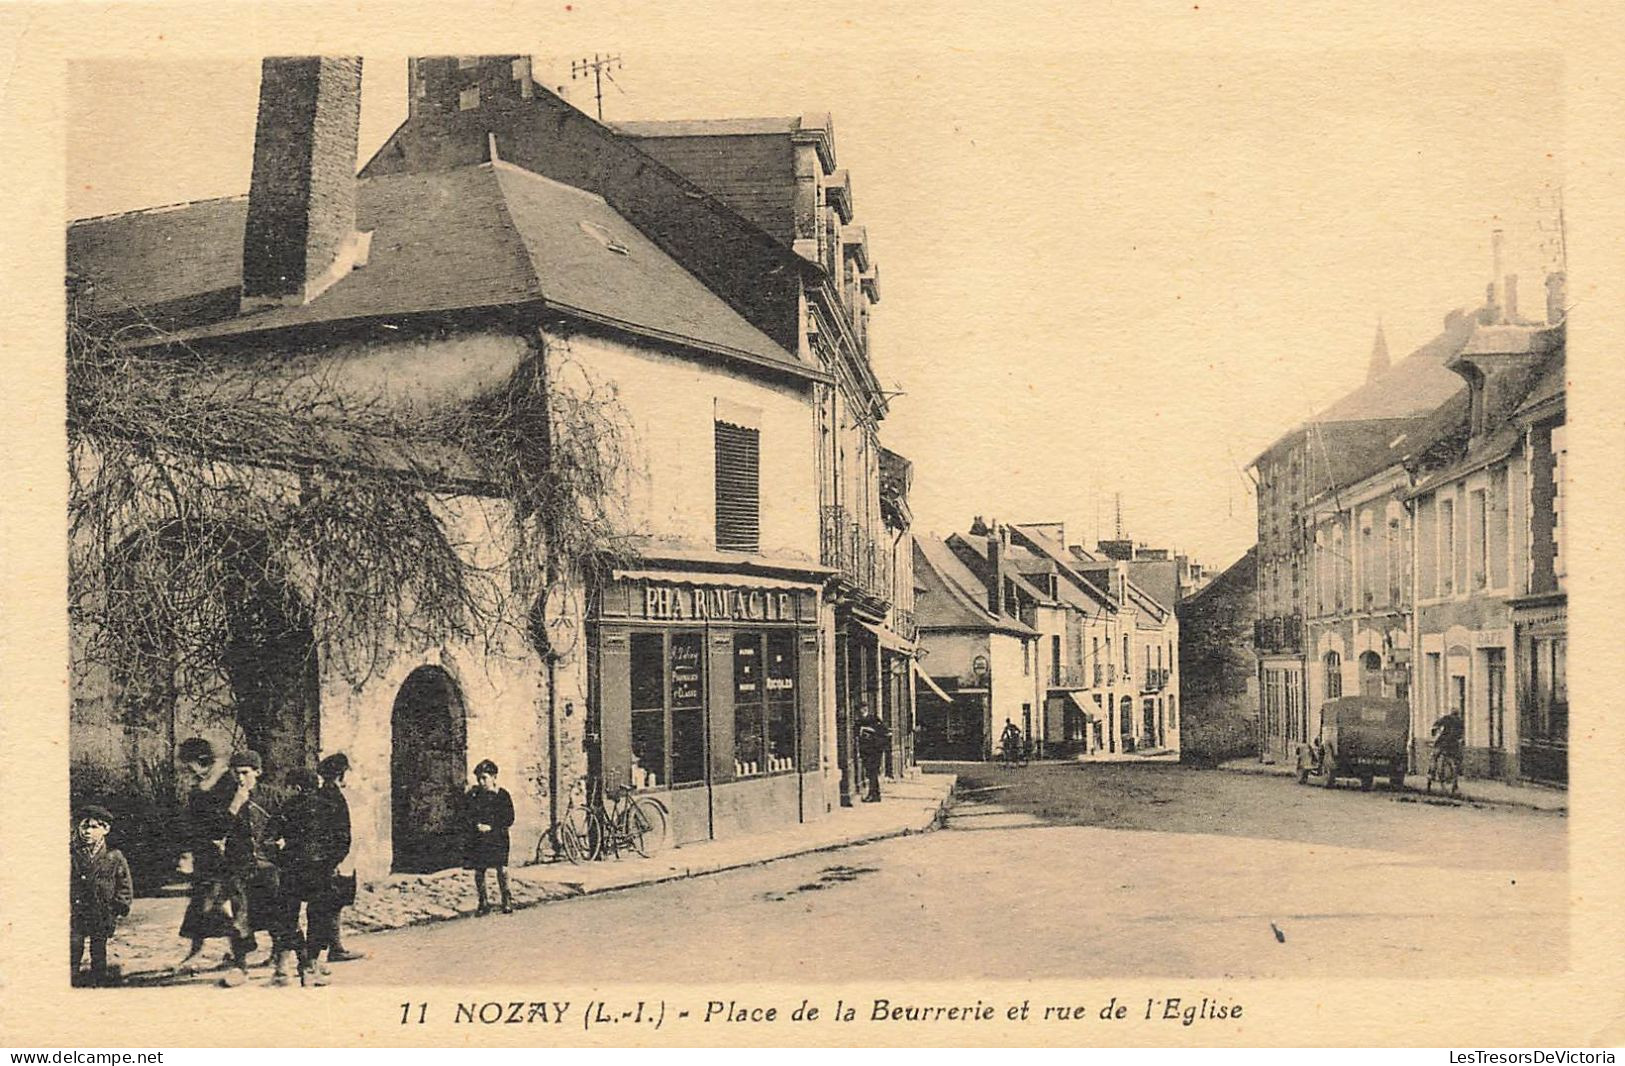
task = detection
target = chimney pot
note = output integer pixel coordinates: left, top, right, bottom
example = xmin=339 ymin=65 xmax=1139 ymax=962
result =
xmin=986 ymin=532 xmax=1003 ymax=616
xmin=242 ymin=56 xmax=365 ymax=309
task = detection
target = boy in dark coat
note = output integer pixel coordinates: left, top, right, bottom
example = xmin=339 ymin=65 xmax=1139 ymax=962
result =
xmin=71 ymin=804 xmax=133 ymax=987
xmin=173 ymin=737 xmax=236 ymax=975
xmin=463 ymin=759 xmax=515 ymax=915
xmin=304 ymin=753 xmax=356 ymax=980
xmin=216 ymin=750 xmax=282 ymax=987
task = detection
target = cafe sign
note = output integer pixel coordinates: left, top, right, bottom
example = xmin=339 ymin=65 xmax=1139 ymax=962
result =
xmin=641 ymin=581 xmax=802 ymax=623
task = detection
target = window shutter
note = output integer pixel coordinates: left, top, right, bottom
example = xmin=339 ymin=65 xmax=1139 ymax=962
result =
xmin=715 ymin=421 xmax=761 ymax=553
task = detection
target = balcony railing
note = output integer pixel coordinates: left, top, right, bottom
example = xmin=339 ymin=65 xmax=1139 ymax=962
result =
xmin=1048 ymin=665 xmax=1089 ymax=689
xmin=820 ymin=504 xmax=893 ymax=604
xmin=892 ymin=607 xmax=917 ymax=641
xmin=1141 ymin=668 xmax=1171 ymax=692
xmin=1093 ymin=663 xmax=1104 ymax=687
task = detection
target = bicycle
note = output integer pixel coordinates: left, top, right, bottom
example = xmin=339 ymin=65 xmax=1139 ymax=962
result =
xmin=536 ymin=781 xmax=670 ymax=865
xmin=595 ymin=783 xmax=670 ymax=860
xmin=1425 ymin=747 xmax=1461 ymax=795
xmin=536 ymin=790 xmax=600 ymax=865
xmin=998 ymin=736 xmax=1029 ymax=769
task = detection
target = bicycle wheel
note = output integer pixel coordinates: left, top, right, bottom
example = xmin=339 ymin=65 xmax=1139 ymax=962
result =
xmin=624 ymin=797 xmax=670 ymax=858
xmin=563 ymin=804 xmax=601 ymax=863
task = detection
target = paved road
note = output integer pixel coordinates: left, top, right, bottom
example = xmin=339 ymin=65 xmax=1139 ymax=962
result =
xmin=324 ymin=762 xmax=1566 ymax=983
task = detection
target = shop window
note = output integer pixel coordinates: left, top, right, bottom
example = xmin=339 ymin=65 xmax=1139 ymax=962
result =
xmin=733 ymin=633 xmax=765 ymax=776
xmin=669 ymin=634 xmax=706 ymax=785
xmin=732 ymin=630 xmax=798 ymax=776
xmin=629 ymin=634 xmax=666 ymax=788
xmin=715 ymin=421 xmax=761 ymax=553
xmin=765 ymin=631 xmax=798 ymax=770
xmin=628 ymin=631 xmax=707 ymax=789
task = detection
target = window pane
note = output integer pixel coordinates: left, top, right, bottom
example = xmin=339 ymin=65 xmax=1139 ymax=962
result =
xmin=669 ymin=633 xmax=705 ymax=785
xmin=670 ymin=633 xmax=703 ymax=709
xmin=630 ymin=709 xmax=665 ymax=789
xmin=766 ymin=631 xmax=797 ymax=770
xmin=630 ymin=633 xmax=664 ymax=710
xmin=671 ymin=707 xmax=707 ymax=785
xmin=734 ymin=633 xmax=764 ymax=775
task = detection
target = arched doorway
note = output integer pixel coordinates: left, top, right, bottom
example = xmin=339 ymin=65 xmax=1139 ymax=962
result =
xmin=390 ymin=666 xmax=468 ymax=873
xmin=1359 ymin=651 xmax=1384 ymax=696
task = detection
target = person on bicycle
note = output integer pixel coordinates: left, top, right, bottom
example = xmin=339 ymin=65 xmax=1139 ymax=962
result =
xmin=1430 ymin=709 xmax=1465 ymax=783
xmin=999 ymin=720 xmax=1023 ymax=764
xmin=1431 ymin=709 xmax=1465 ymax=764
xmin=856 ymin=703 xmax=890 ymax=803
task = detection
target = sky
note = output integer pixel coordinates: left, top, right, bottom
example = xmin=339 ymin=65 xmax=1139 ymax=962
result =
xmin=66 ymin=44 xmax=1563 ymax=573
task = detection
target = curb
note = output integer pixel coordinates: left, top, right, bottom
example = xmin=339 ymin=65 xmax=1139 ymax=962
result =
xmin=364 ymin=780 xmax=960 ymax=930
xmin=1213 ymin=761 xmax=1566 ymax=815
xmin=114 ymin=779 xmax=961 ymax=981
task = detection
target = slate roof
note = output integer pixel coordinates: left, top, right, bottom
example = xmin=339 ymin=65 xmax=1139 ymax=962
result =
xmin=1008 ymin=525 xmax=1118 ymax=612
xmin=67 ymin=161 xmax=813 ymax=379
xmin=612 ymin=117 xmax=800 ymax=138
xmin=1314 ymin=308 xmax=1478 ymax=422
xmin=914 ymin=536 xmax=1037 ymax=637
xmin=947 ymin=534 xmax=1056 ymax=607
xmin=1408 ymin=344 xmax=1566 ymax=497
xmin=609 ymin=118 xmax=801 ymax=245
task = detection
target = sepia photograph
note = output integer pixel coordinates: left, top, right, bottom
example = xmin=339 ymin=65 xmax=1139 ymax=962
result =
xmin=4 ymin=0 xmax=1621 ymax=1051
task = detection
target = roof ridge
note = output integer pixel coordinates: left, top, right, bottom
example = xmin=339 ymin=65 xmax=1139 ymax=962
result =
xmin=69 ymin=193 xmax=247 ymax=228
xmin=489 ymin=158 xmax=610 ymax=205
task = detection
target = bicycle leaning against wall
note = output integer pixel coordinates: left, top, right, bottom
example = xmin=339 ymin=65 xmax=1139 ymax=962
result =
xmin=537 ymin=774 xmax=671 ymax=865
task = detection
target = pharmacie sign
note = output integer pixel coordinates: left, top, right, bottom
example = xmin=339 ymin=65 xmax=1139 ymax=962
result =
xmin=640 ymin=581 xmax=802 ymax=623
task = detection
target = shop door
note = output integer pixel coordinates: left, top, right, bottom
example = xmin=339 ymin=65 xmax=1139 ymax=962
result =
xmin=390 ymin=666 xmax=468 ymax=873
xmin=1484 ymin=648 xmax=1507 ymax=778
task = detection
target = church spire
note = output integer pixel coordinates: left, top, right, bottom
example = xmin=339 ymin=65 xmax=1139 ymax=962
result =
xmin=1366 ymin=319 xmax=1391 ymax=382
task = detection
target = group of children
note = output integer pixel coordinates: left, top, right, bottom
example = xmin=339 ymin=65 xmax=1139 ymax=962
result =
xmin=71 ymin=745 xmax=520 ymax=987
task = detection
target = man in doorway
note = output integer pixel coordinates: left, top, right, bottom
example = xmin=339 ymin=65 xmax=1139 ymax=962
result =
xmin=856 ymin=703 xmax=890 ymax=803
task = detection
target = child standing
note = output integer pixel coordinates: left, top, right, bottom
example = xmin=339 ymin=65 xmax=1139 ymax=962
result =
xmin=71 ymin=804 xmax=133 ymax=987
xmin=462 ymin=759 xmax=514 ymax=915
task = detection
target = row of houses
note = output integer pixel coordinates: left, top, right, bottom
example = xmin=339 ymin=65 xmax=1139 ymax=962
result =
xmin=67 ymin=56 xmax=921 ymax=881
xmin=910 ymin=522 xmax=1185 ymax=763
xmin=1249 ymin=252 xmax=1568 ymax=788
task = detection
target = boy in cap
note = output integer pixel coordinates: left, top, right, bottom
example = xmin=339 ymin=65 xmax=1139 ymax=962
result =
xmin=217 ymin=750 xmax=280 ymax=987
xmin=71 ymin=804 xmax=133 ymax=986
xmin=462 ymin=759 xmax=515 ymax=915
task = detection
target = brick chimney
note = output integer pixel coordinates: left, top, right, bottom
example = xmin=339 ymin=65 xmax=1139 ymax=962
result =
xmin=242 ymin=57 xmax=368 ymax=309
xmin=986 ymin=529 xmax=1004 ymax=616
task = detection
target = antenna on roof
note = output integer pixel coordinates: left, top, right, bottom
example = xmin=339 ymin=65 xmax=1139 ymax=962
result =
xmin=571 ymin=53 xmax=623 ymax=122
xmin=1114 ymin=493 xmax=1123 ymax=540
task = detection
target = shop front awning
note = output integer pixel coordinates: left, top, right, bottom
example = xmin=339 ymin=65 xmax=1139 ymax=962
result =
xmin=612 ymin=567 xmax=821 ymax=592
xmin=1063 ymin=690 xmax=1099 ymax=721
xmin=914 ymin=663 xmax=955 ymax=703
xmin=853 ymin=617 xmax=917 ymax=654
